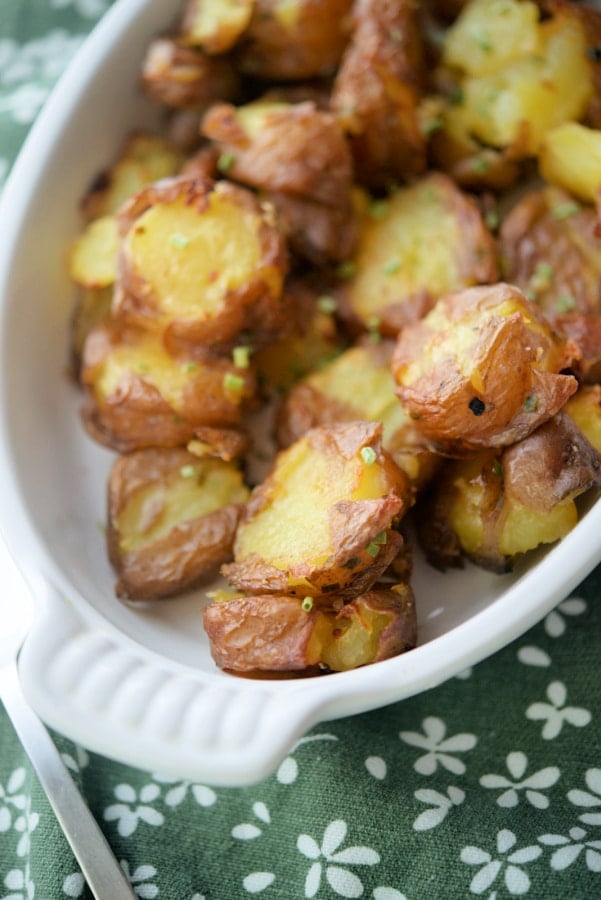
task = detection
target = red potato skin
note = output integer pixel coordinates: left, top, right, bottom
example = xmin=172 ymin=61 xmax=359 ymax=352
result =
xmin=107 ymin=449 xmax=246 ymax=600
xmin=141 ymin=37 xmax=240 ymax=110
xmin=392 ymin=284 xmax=580 ymax=454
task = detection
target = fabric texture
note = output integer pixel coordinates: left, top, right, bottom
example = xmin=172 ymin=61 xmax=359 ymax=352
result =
xmin=1 ymin=2 xmax=601 ymax=898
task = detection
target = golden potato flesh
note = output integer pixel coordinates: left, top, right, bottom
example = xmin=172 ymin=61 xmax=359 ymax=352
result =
xmin=114 ymin=176 xmax=288 ymax=347
xmin=180 ymin=0 xmax=254 ymax=54
xmin=277 ymin=341 xmax=439 ymax=489
xmin=81 ymin=132 xmax=182 ymax=221
xmin=539 ymin=123 xmax=601 ymax=205
xmin=202 ymin=583 xmax=416 ymax=673
xmin=108 ymin=448 xmax=249 ymax=600
xmin=445 ymin=2 xmax=593 ymax=155
xmin=499 ymin=186 xmax=601 ymax=324
xmin=416 ymin=412 xmax=601 ymax=572
xmin=392 ymin=283 xmax=579 ymax=454
xmin=81 ymin=320 xmax=255 ymax=452
xmin=331 ymin=0 xmax=426 ymax=188
xmin=222 ymin=421 xmax=411 ymax=598
xmin=68 ymin=215 xmax=118 ymax=289
xmin=140 ymin=37 xmax=240 ymax=110
xmin=201 ymin=100 xmax=353 ymax=208
xmin=235 ymin=0 xmax=353 ymax=81
xmin=338 ymin=173 xmax=498 ymax=335
xmin=564 ymin=384 xmax=601 ymax=454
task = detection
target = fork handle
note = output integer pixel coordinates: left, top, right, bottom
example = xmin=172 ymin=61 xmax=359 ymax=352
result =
xmin=0 ymin=663 xmax=135 ymax=900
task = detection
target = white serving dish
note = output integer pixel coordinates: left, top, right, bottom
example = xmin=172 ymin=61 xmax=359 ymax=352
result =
xmin=1 ymin=0 xmax=601 ymax=787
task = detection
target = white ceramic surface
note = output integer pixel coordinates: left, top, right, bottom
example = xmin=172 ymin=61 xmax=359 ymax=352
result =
xmin=2 ymin=0 xmax=601 ymax=786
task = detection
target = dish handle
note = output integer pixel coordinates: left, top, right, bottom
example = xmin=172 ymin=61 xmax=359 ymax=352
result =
xmin=17 ymin=574 xmax=332 ymax=786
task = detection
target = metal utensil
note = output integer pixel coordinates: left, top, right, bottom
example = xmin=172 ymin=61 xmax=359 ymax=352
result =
xmin=0 ymin=537 xmax=135 ymax=900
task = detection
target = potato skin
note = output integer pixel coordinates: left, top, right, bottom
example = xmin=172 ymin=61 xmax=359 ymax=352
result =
xmin=331 ymin=0 xmax=426 ymax=187
xmin=202 ymin=583 xmax=417 ymax=673
xmin=81 ymin=320 xmax=255 ymax=453
xmin=392 ymin=283 xmax=579 ymax=454
xmin=263 ymin=190 xmax=359 ymax=265
xmin=107 ymin=448 xmax=248 ymax=600
xmin=141 ymin=37 xmax=240 ymax=110
xmin=113 ymin=176 xmax=289 ymax=349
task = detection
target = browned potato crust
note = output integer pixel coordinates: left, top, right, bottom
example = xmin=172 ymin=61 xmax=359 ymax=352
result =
xmin=81 ymin=320 xmax=255 ymax=452
xmin=180 ymin=0 xmax=254 ymax=54
xmin=222 ymin=421 xmax=411 ymax=597
xmin=331 ymin=0 xmax=426 ymax=187
xmin=201 ymin=100 xmax=353 ymax=207
xmin=235 ymin=0 xmax=353 ymax=81
xmin=113 ymin=176 xmax=289 ymax=348
xmin=499 ymin=186 xmax=601 ymax=322
xmin=392 ymin=283 xmax=579 ymax=454
xmin=202 ymin=583 xmax=417 ymax=673
xmin=336 ymin=173 xmax=498 ymax=336
xmin=141 ymin=36 xmax=240 ymax=110
xmin=107 ymin=448 xmax=249 ymax=599
xmin=416 ymin=412 xmax=601 ymax=572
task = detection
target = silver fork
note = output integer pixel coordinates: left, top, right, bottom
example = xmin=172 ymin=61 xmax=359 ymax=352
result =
xmin=0 ymin=537 xmax=135 ymax=900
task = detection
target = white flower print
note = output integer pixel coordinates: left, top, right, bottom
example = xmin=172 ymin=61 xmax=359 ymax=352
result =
xmin=14 ymin=797 xmax=39 ymax=858
xmin=103 ymin=784 xmax=164 ymax=837
xmin=400 ymin=716 xmax=477 ymax=775
xmin=61 ymin=745 xmax=90 ymax=776
xmin=153 ymin=774 xmax=216 ymax=808
xmin=413 ymin=785 xmax=465 ymax=831
xmin=51 ymin=0 xmax=110 ymax=18
xmin=461 ymin=829 xmax=542 ymax=895
xmin=567 ymin=768 xmax=601 ymax=825
xmin=516 ymin=646 xmax=551 ymax=668
xmin=62 ymin=872 xmax=85 ymax=898
xmin=372 ymin=890 xmax=408 ymax=900
xmin=276 ymin=733 xmax=338 ymax=785
xmin=479 ymin=752 xmax=560 ymax=809
xmin=0 ymin=769 xmax=27 ymax=832
xmin=539 ymin=826 xmax=601 ymax=872
xmin=544 ymin=597 xmax=586 ymax=638
xmin=1 ymin=864 xmax=34 ymax=900
xmin=526 ymin=681 xmax=591 ymax=739
xmin=297 ymin=819 xmax=380 ymax=898
xmin=243 ymin=873 xmax=276 ymax=894
xmin=232 ymin=801 xmax=271 ymax=840
xmin=120 ymin=862 xmax=158 ymax=899
xmin=365 ymin=756 xmax=387 ymax=780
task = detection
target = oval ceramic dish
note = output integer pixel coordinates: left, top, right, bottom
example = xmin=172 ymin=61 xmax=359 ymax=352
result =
xmin=2 ymin=0 xmax=601 ymax=787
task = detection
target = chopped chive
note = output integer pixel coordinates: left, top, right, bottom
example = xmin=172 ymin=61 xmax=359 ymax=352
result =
xmin=557 ymin=293 xmax=576 ymax=312
xmin=301 ymin=596 xmax=314 ymax=612
xmin=217 ymin=152 xmax=236 ymax=173
xmin=136 ymin=362 xmax=150 ymax=372
xmin=492 ymin=459 xmax=504 ymax=480
xmin=316 ymin=295 xmax=338 ymax=314
xmin=232 ymin=345 xmax=251 ymax=368
xmin=373 ymin=531 xmax=387 ymax=545
xmin=181 ymin=361 xmax=198 ymax=373
xmin=485 ymin=208 xmax=500 ymax=231
xmin=169 ymin=232 xmax=190 ymax=249
xmin=337 ymin=260 xmax=357 ymax=279
xmin=180 ymin=464 xmax=198 ymax=478
xmin=422 ymin=116 xmax=443 ymax=137
xmin=383 ymin=259 xmax=401 ymax=275
xmin=551 ymin=201 xmax=580 ymax=220
xmin=535 ymin=261 xmax=554 ymax=280
xmin=523 ymin=394 xmax=538 ymax=412
xmin=366 ymin=541 xmax=381 ymax=557
xmin=471 ymin=157 xmax=490 ymax=174
xmin=223 ymin=372 xmax=245 ymax=394
xmin=369 ymin=199 xmax=389 ymax=219
xmin=360 ymin=446 xmax=377 ymax=466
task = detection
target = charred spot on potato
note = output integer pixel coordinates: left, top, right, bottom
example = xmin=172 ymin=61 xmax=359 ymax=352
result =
xmin=468 ymin=397 xmax=485 ymax=416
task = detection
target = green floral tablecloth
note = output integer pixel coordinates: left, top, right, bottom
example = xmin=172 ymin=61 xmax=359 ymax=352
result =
xmin=2 ymin=2 xmax=601 ymax=898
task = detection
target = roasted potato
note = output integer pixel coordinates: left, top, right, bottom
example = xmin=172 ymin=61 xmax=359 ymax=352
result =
xmin=538 ymin=122 xmax=601 ymax=205
xmin=415 ymin=412 xmax=601 ymax=572
xmin=235 ymin=0 xmax=353 ymax=81
xmin=202 ymin=582 xmax=416 ymax=673
xmin=439 ymin=0 xmax=594 ymax=156
xmin=331 ymin=0 xmax=426 ymax=187
xmin=113 ymin=176 xmax=289 ymax=348
xmin=277 ymin=341 xmax=439 ymax=489
xmin=141 ymin=36 xmax=240 ymax=110
xmin=263 ymin=189 xmax=359 ymax=266
xmin=68 ymin=215 xmax=118 ymax=289
xmin=69 ymin=286 xmax=113 ymax=377
xmin=180 ymin=0 xmax=254 ymax=54
xmin=107 ymin=448 xmax=249 ymax=599
xmin=81 ymin=132 xmax=182 ymax=222
xmin=336 ymin=172 xmax=498 ymax=336
xmin=222 ymin=421 xmax=411 ymax=598
xmin=563 ymin=384 xmax=601 ymax=453
xmin=499 ymin=186 xmax=601 ymax=323
xmin=201 ymin=99 xmax=353 ymax=208
xmin=391 ymin=283 xmax=579 ymax=454
xmin=81 ymin=319 xmax=255 ymax=452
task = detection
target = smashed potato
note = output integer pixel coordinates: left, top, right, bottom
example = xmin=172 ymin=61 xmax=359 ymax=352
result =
xmin=202 ymin=583 xmax=416 ymax=673
xmin=114 ymin=176 xmax=289 ymax=347
xmin=538 ymin=122 xmax=601 ymax=205
xmin=337 ymin=173 xmax=498 ymax=335
xmin=108 ymin=448 xmax=249 ymax=599
xmin=141 ymin=36 xmax=240 ymax=110
xmin=416 ymin=413 xmax=601 ymax=572
xmin=81 ymin=320 xmax=255 ymax=452
xmin=180 ymin=0 xmax=254 ymax=54
xmin=392 ymin=283 xmax=579 ymax=454
xmin=223 ymin=421 xmax=411 ymax=598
